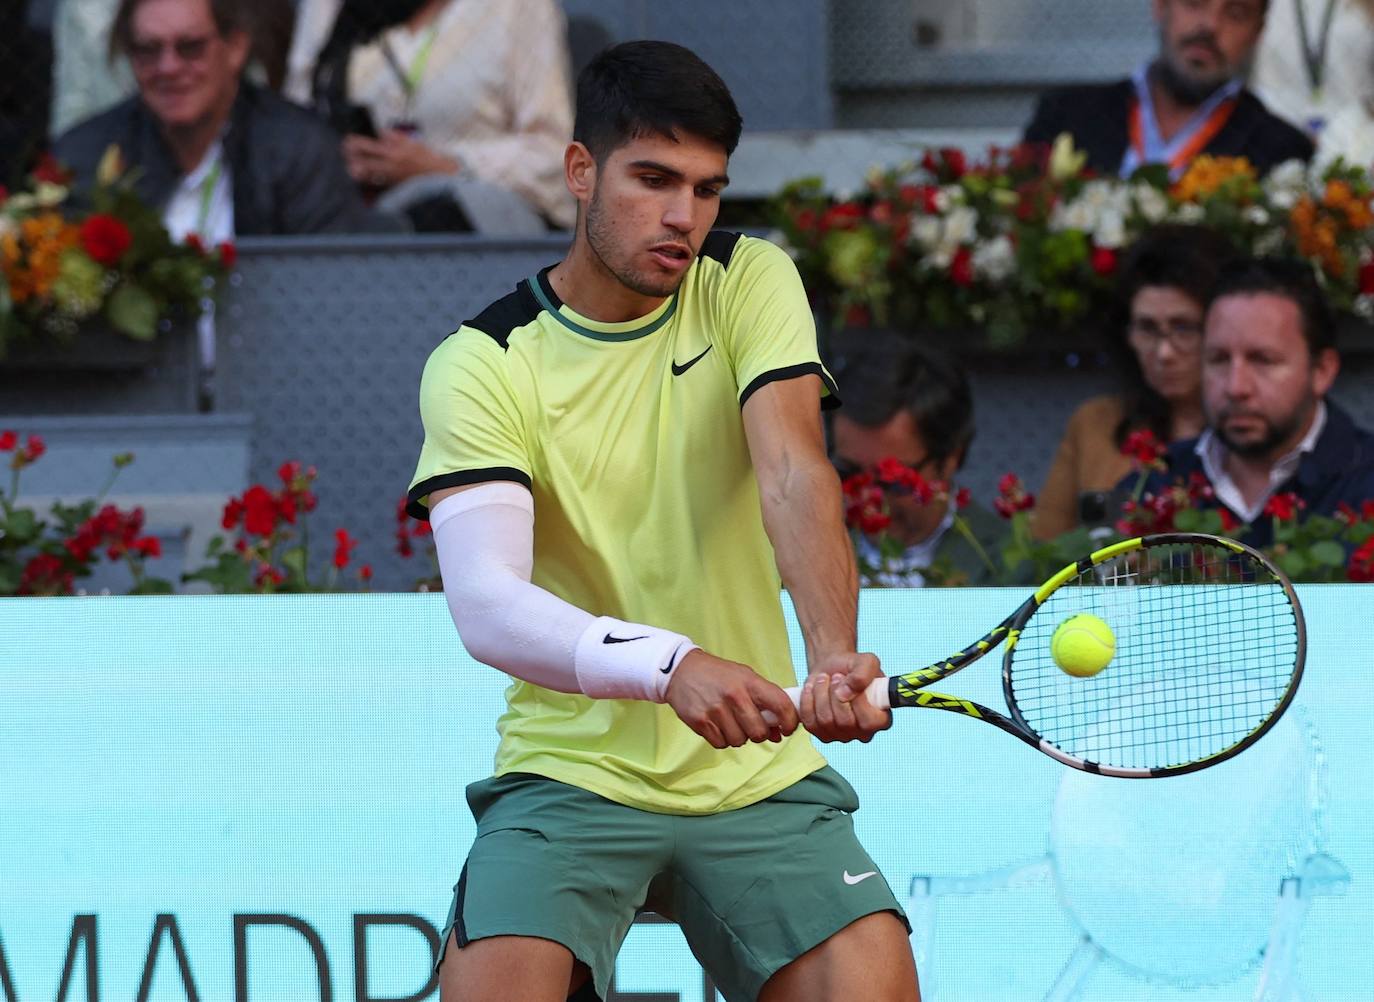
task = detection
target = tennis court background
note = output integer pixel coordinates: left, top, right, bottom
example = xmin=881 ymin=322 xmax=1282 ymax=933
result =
xmin=1 ymin=588 xmax=1368 ymax=1001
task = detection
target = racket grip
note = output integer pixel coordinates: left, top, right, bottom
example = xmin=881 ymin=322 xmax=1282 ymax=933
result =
xmin=761 ymin=676 xmax=891 ymax=727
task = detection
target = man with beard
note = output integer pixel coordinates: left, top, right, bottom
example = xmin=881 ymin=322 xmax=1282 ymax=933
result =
xmin=1023 ymin=0 xmax=1313 ymax=177
xmin=1128 ymin=257 xmax=1374 ymax=548
xmin=405 ymin=41 xmax=918 ymax=1002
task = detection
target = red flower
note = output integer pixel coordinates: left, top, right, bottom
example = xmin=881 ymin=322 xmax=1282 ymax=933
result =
xmin=277 ymin=491 xmax=298 ymax=525
xmin=359 ymin=564 xmax=373 ymax=582
xmin=254 ymin=565 xmax=286 ymax=588
xmin=955 ymin=487 xmax=971 ymax=510
xmin=1263 ymin=492 xmax=1303 ymax=522
xmin=222 ymin=497 xmax=245 ymax=530
xmin=133 ymin=536 xmax=162 ymax=558
xmin=1219 ymin=508 xmax=1240 ymax=533
xmin=1091 ymin=246 xmax=1119 ymax=277
xmin=858 ymin=510 xmax=891 ymax=535
xmin=217 ymin=241 xmax=237 ymax=269
xmin=79 ymin=214 xmax=133 ymax=266
xmin=1121 ymin=429 xmax=1166 ymax=466
xmin=185 ymin=233 xmax=206 ymax=255
xmin=1349 ymin=538 xmax=1374 ymax=583
xmin=875 ymin=457 xmax=909 ymax=485
xmin=994 ymin=473 xmax=1035 ymax=519
xmin=792 ymin=207 xmax=818 ymax=233
xmin=242 ymin=485 xmax=278 ymax=537
xmin=333 ymin=528 xmax=357 ymax=569
xmin=19 ymin=553 xmax=74 ymax=596
xmin=278 ymin=461 xmax=302 ymax=485
xmin=1360 ymin=259 xmax=1374 ymax=296
xmin=32 ymin=153 xmax=72 ymax=187
xmin=23 ymin=435 xmax=45 ymax=463
xmin=939 ymin=147 xmax=968 ymax=179
xmin=0 ymin=430 xmax=15 ymax=451
xmin=950 ymin=247 xmax=975 ymax=288
xmin=819 ymin=202 xmax=865 ymax=232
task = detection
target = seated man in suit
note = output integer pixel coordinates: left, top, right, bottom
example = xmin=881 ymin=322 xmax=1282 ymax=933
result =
xmin=1128 ymin=257 xmax=1374 ymax=548
xmin=828 ymin=333 xmax=1002 ymax=587
xmin=1024 ymin=0 xmax=1313 ymax=178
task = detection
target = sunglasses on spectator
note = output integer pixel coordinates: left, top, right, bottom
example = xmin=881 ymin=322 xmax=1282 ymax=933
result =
xmin=1128 ymin=318 xmax=1204 ymax=349
xmin=128 ymin=34 xmax=218 ymax=67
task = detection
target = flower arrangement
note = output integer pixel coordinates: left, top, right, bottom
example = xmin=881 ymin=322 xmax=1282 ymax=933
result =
xmin=0 ymin=149 xmax=234 ymax=357
xmin=770 ymin=136 xmax=1374 ymax=345
xmin=0 ymin=429 xmax=170 ymax=596
xmin=187 ymin=461 xmax=373 ymax=593
xmin=844 ymin=432 xmax=1374 ymax=587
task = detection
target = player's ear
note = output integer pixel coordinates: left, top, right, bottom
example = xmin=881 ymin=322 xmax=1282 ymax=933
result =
xmin=564 ymin=142 xmax=597 ymax=203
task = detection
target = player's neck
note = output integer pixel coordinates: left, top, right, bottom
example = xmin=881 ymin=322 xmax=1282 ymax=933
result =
xmin=550 ymin=244 xmax=671 ymax=324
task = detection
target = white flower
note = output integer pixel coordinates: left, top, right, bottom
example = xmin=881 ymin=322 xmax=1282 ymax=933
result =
xmin=934 ymin=186 xmax=957 ymax=213
xmin=1243 ymin=205 xmax=1271 ymax=227
xmin=1173 ymin=202 xmax=1206 ymax=223
xmin=1265 ymin=159 xmax=1309 ymax=195
xmin=941 ymin=205 xmax=979 ymax=247
xmin=1255 ymin=228 xmax=1286 ymax=256
xmin=972 ymin=235 xmax=1016 ymax=283
xmin=1132 ymin=183 xmax=1170 ymax=223
xmin=1354 ymin=294 xmax=1374 ymax=320
xmin=1094 ymin=208 xmax=1128 ymax=249
xmin=911 ymin=215 xmax=943 ymax=251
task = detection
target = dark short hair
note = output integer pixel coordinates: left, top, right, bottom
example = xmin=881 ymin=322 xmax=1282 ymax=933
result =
xmin=1207 ymin=256 xmax=1337 ymax=355
xmin=573 ymin=41 xmax=743 ymax=162
xmin=828 ymin=332 xmax=975 ymax=468
xmin=110 ymin=0 xmax=247 ymax=61
xmin=1108 ymin=224 xmax=1237 ymax=445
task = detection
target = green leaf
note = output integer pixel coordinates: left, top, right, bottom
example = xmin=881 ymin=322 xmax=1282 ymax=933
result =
xmin=106 ymin=284 xmax=161 ymax=340
xmin=1276 ymin=550 xmax=1309 ymax=580
xmin=3 ymin=508 xmax=41 ymax=544
xmin=281 ymin=545 xmax=308 ymax=583
xmin=1174 ymin=508 xmax=1204 ymax=532
xmin=1309 ymin=540 xmax=1346 ymax=568
xmin=130 ymin=576 xmax=175 ymax=595
xmin=0 ymin=564 xmax=20 ymax=595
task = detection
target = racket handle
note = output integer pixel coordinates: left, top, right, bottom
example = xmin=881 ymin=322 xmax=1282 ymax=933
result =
xmin=761 ymin=676 xmax=891 ymax=727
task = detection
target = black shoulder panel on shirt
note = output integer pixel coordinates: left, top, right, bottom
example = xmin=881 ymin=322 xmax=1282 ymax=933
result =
xmin=699 ymin=231 xmax=742 ymax=269
xmin=463 ymin=280 xmax=544 ymax=350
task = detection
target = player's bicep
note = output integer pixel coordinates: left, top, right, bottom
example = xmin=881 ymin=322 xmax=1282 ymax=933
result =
xmin=741 ymin=374 xmax=832 ymax=501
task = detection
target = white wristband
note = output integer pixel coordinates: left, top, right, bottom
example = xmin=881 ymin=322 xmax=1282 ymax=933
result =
xmin=573 ymin=616 xmax=699 ymax=702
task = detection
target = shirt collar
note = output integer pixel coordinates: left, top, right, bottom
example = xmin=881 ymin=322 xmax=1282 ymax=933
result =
xmin=1195 ymin=400 xmax=1327 ymax=523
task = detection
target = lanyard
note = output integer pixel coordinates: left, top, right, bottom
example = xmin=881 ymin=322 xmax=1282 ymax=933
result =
xmin=380 ymin=25 xmax=440 ymax=102
xmin=1294 ymin=0 xmax=1340 ymax=97
xmin=195 ymin=155 xmax=223 ymax=237
xmin=1124 ymin=64 xmax=1241 ymax=177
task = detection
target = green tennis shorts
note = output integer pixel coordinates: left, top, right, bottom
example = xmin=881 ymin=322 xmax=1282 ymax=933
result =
xmin=435 ymin=766 xmax=907 ymax=1002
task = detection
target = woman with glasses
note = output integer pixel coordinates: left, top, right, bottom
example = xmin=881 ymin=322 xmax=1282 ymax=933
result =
xmin=1034 ymin=225 xmax=1236 ymax=539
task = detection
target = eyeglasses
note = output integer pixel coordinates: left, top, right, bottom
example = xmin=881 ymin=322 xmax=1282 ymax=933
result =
xmin=127 ymin=34 xmax=217 ymax=68
xmin=1128 ymin=318 xmax=1204 ymax=350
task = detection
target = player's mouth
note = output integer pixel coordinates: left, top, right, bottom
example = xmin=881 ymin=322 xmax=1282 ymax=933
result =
xmin=648 ymin=243 xmax=693 ymax=271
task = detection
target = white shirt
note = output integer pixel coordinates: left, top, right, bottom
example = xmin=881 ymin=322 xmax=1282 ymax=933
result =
xmin=284 ymin=0 xmax=575 ymax=226
xmin=855 ymin=513 xmax=956 ymax=588
xmin=1195 ymin=401 xmax=1328 ymax=523
xmin=1250 ymin=0 xmax=1374 ymax=136
xmin=162 ymin=141 xmax=234 ymax=245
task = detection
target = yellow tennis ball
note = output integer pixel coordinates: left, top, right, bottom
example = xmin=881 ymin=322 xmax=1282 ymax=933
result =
xmin=1051 ymin=614 xmax=1115 ymax=677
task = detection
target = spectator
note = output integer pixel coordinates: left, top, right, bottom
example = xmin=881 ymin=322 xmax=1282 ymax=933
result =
xmin=1250 ymin=0 xmax=1374 ymax=140
xmin=1035 ymin=225 xmax=1234 ymax=539
xmin=1129 ymin=257 xmax=1374 ymax=548
xmin=829 ymin=333 xmax=1002 ymax=586
xmin=284 ymin=0 xmax=575 ymax=233
xmin=1 ymin=0 xmax=52 ymax=186
xmin=52 ymin=0 xmax=397 ymax=241
xmin=50 ymin=0 xmax=296 ymax=138
xmin=1023 ymin=0 xmax=1313 ymax=178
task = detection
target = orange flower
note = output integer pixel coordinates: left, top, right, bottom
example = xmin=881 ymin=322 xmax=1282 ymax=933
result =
xmin=1171 ymin=155 xmax=1257 ymax=201
xmin=1291 ymin=195 xmax=1350 ymax=278
xmin=2 ymin=212 xmax=80 ymax=303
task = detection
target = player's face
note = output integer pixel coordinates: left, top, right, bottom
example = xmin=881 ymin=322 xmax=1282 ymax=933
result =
xmin=1153 ymin=0 xmax=1265 ymax=99
xmin=832 ymin=411 xmax=961 ymax=548
xmin=1127 ymin=285 xmax=1204 ymax=407
xmin=1202 ymin=293 xmax=1338 ymax=462
xmin=128 ymin=0 xmax=249 ymax=132
xmin=583 ymin=131 xmax=729 ymax=299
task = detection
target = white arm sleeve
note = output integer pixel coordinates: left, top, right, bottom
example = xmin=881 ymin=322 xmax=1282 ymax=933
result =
xmin=430 ymin=485 xmax=698 ymax=701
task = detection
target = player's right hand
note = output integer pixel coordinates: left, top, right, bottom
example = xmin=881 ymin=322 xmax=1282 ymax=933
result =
xmin=665 ymin=650 xmax=800 ymax=749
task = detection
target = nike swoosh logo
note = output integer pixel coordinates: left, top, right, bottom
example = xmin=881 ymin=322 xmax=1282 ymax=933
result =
xmin=603 ymin=634 xmax=648 ymax=644
xmin=671 ymin=344 xmax=712 ymax=376
xmin=843 ymin=870 xmax=878 ymax=886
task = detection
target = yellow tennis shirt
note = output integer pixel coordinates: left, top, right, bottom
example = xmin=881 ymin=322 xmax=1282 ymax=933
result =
xmin=407 ymin=232 xmax=838 ymax=814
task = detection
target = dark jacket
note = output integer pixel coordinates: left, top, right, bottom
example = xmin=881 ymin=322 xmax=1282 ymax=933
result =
xmin=1125 ymin=401 xmax=1374 ymax=549
xmin=1023 ymin=79 xmax=1314 ymax=176
xmin=53 ymin=82 xmax=402 ymax=235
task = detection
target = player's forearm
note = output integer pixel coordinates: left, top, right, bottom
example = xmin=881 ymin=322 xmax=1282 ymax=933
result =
xmin=759 ymin=455 xmax=859 ymax=667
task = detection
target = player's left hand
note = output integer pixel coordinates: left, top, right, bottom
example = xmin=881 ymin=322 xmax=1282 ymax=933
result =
xmin=799 ymin=652 xmax=892 ymax=743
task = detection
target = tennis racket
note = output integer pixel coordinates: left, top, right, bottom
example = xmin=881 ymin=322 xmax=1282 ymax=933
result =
xmin=769 ymin=532 xmax=1305 ymax=778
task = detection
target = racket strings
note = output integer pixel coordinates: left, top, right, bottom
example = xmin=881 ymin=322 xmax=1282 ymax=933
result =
xmin=1008 ymin=543 xmax=1300 ymax=771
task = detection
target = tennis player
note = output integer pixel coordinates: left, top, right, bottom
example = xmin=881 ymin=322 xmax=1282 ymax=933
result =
xmin=406 ymin=41 xmax=919 ymax=1002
